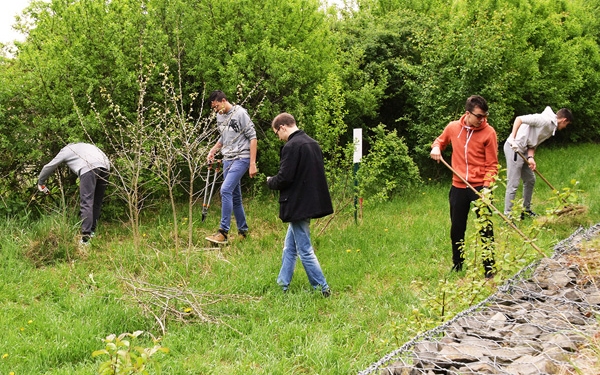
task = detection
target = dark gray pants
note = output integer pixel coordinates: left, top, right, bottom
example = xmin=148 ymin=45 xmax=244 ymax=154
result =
xmin=79 ymin=168 xmax=109 ymax=235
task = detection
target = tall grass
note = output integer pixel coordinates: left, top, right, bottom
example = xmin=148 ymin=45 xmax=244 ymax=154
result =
xmin=0 ymin=143 xmax=598 ymax=374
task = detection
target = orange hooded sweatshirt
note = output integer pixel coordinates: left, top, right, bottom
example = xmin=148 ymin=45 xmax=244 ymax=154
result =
xmin=432 ymin=114 xmax=498 ymax=188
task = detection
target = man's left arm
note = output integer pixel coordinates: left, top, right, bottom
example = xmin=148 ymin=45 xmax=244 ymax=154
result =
xmin=238 ymin=109 xmax=258 ymax=178
xmin=249 ymin=138 xmax=257 ymax=178
xmin=483 ymin=135 xmax=499 ymax=187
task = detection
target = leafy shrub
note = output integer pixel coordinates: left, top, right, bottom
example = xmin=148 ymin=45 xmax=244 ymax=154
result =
xmin=357 ymin=124 xmax=422 ymax=202
xmin=92 ymin=331 xmax=168 ymax=375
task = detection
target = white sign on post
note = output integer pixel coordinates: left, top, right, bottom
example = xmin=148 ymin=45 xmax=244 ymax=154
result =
xmin=353 ymin=128 xmax=362 ymax=163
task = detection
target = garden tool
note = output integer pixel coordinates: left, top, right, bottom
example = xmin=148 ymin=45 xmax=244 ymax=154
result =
xmin=439 ymin=157 xmax=544 ymax=256
xmin=515 ymin=150 xmax=586 ymax=216
xmin=201 ymin=161 xmax=220 ymax=222
xmin=25 ymin=185 xmax=58 ymax=210
xmin=515 ymin=151 xmax=558 ymax=192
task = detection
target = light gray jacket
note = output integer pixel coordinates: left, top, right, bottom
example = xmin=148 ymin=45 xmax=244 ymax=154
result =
xmin=216 ymin=105 xmax=257 ymax=160
xmin=38 ymin=143 xmax=110 ymax=185
xmin=507 ymin=106 xmax=557 ymax=153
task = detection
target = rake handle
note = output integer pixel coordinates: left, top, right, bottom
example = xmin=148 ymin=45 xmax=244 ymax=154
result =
xmin=515 ymin=151 xmax=558 ymax=192
xmin=438 ymin=157 xmax=545 ymax=256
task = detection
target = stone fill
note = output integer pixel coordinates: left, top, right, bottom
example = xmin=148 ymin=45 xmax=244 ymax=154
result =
xmin=359 ymin=224 xmax=600 ymax=375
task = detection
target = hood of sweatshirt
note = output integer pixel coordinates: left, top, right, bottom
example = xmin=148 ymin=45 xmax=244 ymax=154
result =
xmin=458 ymin=114 xmax=490 ymax=133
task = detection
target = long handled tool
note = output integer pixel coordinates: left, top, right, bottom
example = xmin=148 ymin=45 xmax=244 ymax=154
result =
xmin=515 ymin=151 xmax=558 ymax=192
xmin=201 ymin=161 xmax=220 ymax=222
xmin=201 ymin=163 xmax=212 ymax=222
xmin=439 ymin=157 xmax=544 ymax=256
xmin=515 ymin=151 xmax=585 ymax=215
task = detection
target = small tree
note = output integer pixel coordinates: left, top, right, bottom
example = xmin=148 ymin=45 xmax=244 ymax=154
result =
xmin=83 ymin=62 xmax=161 ymax=251
xmin=357 ymin=124 xmax=422 ymax=202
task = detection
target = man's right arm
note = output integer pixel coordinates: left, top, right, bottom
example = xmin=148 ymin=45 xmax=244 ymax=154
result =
xmin=510 ymin=117 xmax=523 ymax=139
xmin=430 ymin=125 xmax=450 ymax=162
xmin=37 ymin=150 xmax=67 ymax=185
xmin=207 ymin=141 xmax=223 ymax=162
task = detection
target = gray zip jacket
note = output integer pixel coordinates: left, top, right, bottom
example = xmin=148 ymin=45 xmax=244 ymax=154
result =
xmin=507 ymin=106 xmax=557 ymax=153
xmin=216 ymin=105 xmax=257 ymax=160
xmin=38 ymin=143 xmax=110 ymax=185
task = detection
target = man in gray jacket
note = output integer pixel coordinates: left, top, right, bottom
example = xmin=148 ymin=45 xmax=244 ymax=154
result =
xmin=205 ymin=90 xmax=257 ymax=245
xmin=504 ymin=107 xmax=573 ymax=218
xmin=38 ymin=143 xmax=110 ymax=245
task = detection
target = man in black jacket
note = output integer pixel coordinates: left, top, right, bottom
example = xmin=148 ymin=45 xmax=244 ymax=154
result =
xmin=266 ymin=113 xmax=332 ymax=297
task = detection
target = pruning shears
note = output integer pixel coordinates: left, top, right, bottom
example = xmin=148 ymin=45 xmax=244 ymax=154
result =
xmin=201 ymin=160 xmax=220 ymax=222
xmin=25 ymin=185 xmax=58 ymax=210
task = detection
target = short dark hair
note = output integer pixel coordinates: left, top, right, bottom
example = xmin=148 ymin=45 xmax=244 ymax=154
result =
xmin=208 ymin=90 xmax=227 ymax=103
xmin=465 ymin=95 xmax=488 ymax=113
xmin=272 ymin=112 xmax=296 ymax=130
xmin=557 ymin=108 xmax=573 ymax=123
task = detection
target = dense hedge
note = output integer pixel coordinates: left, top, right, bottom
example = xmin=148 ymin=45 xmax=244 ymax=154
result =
xmin=1 ymin=0 xmax=599 ymax=215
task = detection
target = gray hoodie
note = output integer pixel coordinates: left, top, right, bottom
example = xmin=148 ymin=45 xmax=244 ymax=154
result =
xmin=38 ymin=143 xmax=110 ymax=185
xmin=507 ymin=106 xmax=557 ymax=153
xmin=216 ymin=105 xmax=257 ymax=160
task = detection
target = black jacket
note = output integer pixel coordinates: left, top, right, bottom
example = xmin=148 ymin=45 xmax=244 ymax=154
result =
xmin=267 ymin=130 xmax=333 ymax=222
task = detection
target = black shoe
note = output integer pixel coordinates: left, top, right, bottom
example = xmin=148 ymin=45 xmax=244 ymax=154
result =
xmin=322 ymin=288 xmax=331 ymax=298
xmin=238 ymin=230 xmax=248 ymax=239
xmin=79 ymin=235 xmax=91 ymax=246
xmin=451 ymin=263 xmax=463 ymax=272
xmin=520 ymin=210 xmax=538 ymax=220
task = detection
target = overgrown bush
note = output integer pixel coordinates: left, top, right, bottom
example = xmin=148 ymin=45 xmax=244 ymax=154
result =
xmin=357 ymin=124 xmax=422 ymax=202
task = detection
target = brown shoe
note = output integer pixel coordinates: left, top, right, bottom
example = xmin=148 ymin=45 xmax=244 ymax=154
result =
xmin=205 ymin=229 xmax=228 ymax=244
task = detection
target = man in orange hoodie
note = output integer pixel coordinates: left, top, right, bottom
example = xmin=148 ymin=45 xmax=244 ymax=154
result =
xmin=430 ymin=95 xmax=498 ymax=277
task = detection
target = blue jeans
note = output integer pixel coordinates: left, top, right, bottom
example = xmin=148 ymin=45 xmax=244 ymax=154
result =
xmin=219 ymin=158 xmax=249 ymax=233
xmin=277 ymin=220 xmax=329 ymax=291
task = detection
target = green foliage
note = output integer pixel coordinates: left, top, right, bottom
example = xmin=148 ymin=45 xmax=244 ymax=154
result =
xmin=25 ymin=213 xmax=80 ymax=267
xmin=92 ymin=331 xmax=169 ymax=375
xmin=335 ymin=0 xmax=600 ymax=175
xmin=0 ymin=143 xmax=597 ymax=374
xmin=3 ymin=0 xmax=600 ymax=211
xmin=546 ymin=179 xmax=584 ymax=215
xmin=357 ymin=124 xmax=422 ymax=202
xmin=311 ymin=72 xmax=355 ymax=202
xmin=0 ymin=0 xmax=341 ymax=211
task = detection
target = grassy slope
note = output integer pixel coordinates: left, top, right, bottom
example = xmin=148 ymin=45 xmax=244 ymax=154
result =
xmin=0 ymin=143 xmax=598 ymax=374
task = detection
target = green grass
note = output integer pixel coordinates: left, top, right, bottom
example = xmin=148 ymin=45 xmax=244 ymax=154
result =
xmin=1 ymin=143 xmax=599 ymax=374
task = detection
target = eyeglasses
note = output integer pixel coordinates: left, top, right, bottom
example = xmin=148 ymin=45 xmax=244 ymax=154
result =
xmin=275 ymin=127 xmax=281 ymax=135
xmin=469 ymin=111 xmax=489 ymax=120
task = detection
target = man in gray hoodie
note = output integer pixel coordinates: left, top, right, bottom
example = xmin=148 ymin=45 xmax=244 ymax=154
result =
xmin=205 ymin=90 xmax=257 ymax=245
xmin=38 ymin=143 xmax=110 ymax=245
